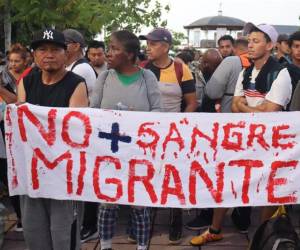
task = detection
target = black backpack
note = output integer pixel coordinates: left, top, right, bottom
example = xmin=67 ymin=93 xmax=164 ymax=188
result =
xmin=70 ymin=58 xmax=98 ymax=78
xmin=249 ymin=213 xmax=300 ymax=250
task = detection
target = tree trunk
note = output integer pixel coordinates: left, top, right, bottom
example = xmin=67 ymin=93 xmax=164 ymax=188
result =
xmin=4 ymin=0 xmax=11 ymax=52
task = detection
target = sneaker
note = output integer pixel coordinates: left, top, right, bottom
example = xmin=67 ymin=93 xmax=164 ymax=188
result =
xmin=185 ymin=209 xmax=213 ymax=231
xmin=169 ymin=223 xmax=182 ymax=244
xmin=14 ymin=222 xmax=23 ymax=232
xmin=80 ymin=227 xmax=98 ymax=243
xmin=190 ymin=229 xmax=223 ymax=246
xmin=231 ymin=207 xmax=251 ymax=234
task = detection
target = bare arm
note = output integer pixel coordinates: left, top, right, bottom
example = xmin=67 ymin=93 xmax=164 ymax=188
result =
xmin=183 ymin=92 xmax=198 ymax=112
xmin=232 ymin=96 xmax=282 ymax=113
xmin=0 ymin=86 xmax=17 ymax=104
xmin=237 ymin=99 xmax=282 ymax=112
xmin=17 ymin=79 xmax=26 ymax=102
xmin=69 ymin=82 xmax=89 ymax=107
xmin=231 ymin=96 xmax=245 ymax=113
xmin=231 ymin=70 xmax=245 ymax=113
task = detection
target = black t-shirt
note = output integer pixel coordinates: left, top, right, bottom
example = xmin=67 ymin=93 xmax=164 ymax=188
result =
xmin=23 ymin=70 xmax=84 ymax=107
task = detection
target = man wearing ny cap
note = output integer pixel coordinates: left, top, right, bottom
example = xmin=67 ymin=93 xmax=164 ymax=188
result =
xmin=190 ymin=23 xmax=292 ymax=247
xmin=18 ymin=28 xmax=88 ymax=250
xmin=63 ymin=28 xmax=96 ymax=103
xmin=139 ymin=28 xmax=197 ymax=244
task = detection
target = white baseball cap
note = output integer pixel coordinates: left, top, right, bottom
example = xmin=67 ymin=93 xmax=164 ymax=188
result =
xmin=243 ymin=22 xmax=278 ymax=44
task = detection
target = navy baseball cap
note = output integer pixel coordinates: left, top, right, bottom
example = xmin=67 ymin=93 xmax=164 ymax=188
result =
xmin=31 ymin=28 xmax=67 ymax=50
xmin=139 ymin=28 xmax=172 ymax=44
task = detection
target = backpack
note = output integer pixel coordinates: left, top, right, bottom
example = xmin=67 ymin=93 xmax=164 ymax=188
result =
xmin=139 ymin=60 xmax=183 ymax=84
xmin=71 ymin=58 xmax=98 ymax=78
xmin=249 ymin=213 xmax=300 ymax=250
xmin=242 ymin=57 xmax=283 ymax=94
xmin=140 ymin=59 xmax=187 ymax=111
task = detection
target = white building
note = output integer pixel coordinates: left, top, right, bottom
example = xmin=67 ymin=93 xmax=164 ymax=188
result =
xmin=184 ymin=10 xmax=245 ymax=48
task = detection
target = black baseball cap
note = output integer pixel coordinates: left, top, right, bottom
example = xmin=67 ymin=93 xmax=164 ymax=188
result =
xmin=31 ymin=28 xmax=67 ymax=50
xmin=139 ymin=28 xmax=172 ymax=44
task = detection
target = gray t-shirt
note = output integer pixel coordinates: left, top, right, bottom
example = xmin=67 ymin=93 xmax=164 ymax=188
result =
xmin=90 ymin=69 xmax=162 ymax=112
xmin=94 ymin=63 xmax=107 ymax=76
xmin=205 ymin=56 xmax=243 ymax=113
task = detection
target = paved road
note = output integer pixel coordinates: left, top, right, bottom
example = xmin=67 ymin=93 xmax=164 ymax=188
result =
xmin=2 ymin=205 xmax=300 ymax=250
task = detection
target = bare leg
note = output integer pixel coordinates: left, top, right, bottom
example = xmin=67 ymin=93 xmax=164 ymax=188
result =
xmin=211 ymin=208 xmax=228 ymax=231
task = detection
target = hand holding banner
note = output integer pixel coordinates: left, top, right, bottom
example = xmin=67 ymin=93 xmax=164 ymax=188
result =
xmin=5 ymin=103 xmax=300 ymax=208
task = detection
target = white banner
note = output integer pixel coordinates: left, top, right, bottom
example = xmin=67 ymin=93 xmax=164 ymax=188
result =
xmin=5 ymin=103 xmax=300 ymax=208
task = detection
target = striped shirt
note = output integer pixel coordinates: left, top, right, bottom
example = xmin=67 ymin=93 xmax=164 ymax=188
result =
xmin=145 ymin=61 xmax=195 ymax=112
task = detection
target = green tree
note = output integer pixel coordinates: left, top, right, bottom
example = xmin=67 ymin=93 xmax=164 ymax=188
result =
xmin=171 ymin=30 xmax=187 ymax=48
xmin=1 ymin=0 xmax=169 ymax=50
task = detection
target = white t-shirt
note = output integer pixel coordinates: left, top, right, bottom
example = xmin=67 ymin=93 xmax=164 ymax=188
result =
xmin=234 ymin=67 xmax=292 ymax=108
xmin=66 ymin=61 xmax=97 ymax=103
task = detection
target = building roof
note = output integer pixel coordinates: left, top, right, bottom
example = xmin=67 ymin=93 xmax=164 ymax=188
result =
xmin=184 ymin=15 xmax=246 ymax=30
xmin=273 ymin=25 xmax=300 ymax=35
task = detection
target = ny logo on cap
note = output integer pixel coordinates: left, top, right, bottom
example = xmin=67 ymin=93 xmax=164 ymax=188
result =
xmin=43 ymin=30 xmax=54 ymax=40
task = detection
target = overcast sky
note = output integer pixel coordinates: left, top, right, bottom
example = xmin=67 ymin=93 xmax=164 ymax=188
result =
xmin=158 ymin=0 xmax=300 ymax=32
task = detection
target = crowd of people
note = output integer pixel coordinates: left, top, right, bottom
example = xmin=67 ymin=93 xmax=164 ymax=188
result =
xmin=0 ymin=21 xmax=300 ymax=250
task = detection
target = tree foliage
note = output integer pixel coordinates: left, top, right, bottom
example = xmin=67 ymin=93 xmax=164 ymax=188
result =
xmin=171 ymin=30 xmax=187 ymax=48
xmin=0 ymin=0 xmax=169 ymax=47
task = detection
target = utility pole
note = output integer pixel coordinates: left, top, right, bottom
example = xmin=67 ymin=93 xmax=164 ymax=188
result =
xmin=4 ymin=0 xmax=11 ymax=52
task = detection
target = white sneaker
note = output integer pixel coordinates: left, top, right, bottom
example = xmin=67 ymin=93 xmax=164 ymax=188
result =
xmin=14 ymin=222 xmax=23 ymax=232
